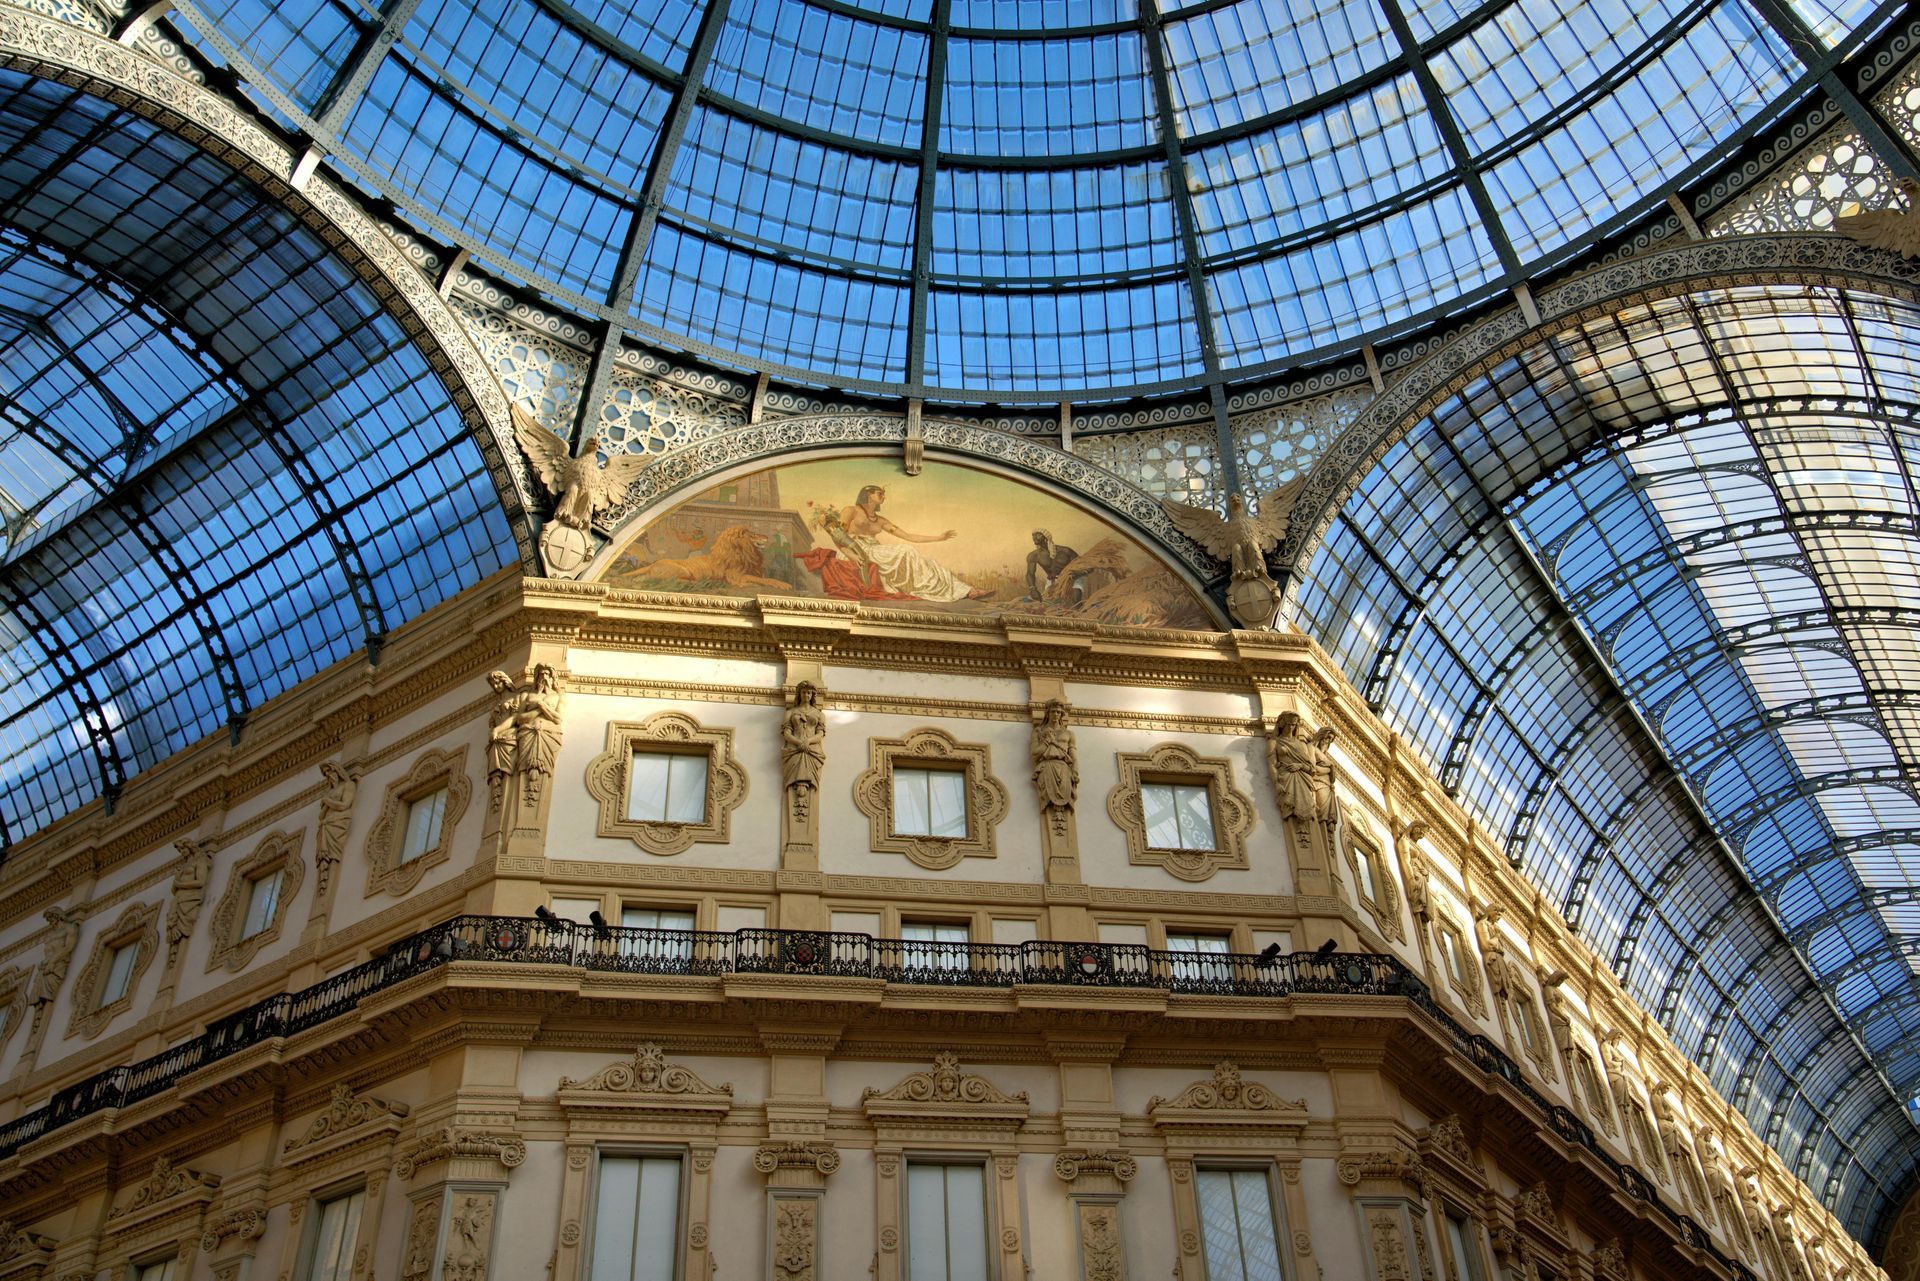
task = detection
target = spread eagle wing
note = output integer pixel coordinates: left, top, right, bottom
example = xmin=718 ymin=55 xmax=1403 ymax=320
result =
xmin=596 ymin=451 xmax=651 ymax=514
xmin=1836 ymin=179 xmax=1920 ymax=260
xmin=1159 ymin=497 xmax=1232 ymax=560
xmin=510 ymin=404 xmax=575 ymax=499
xmin=1250 ymin=476 xmax=1306 ymax=549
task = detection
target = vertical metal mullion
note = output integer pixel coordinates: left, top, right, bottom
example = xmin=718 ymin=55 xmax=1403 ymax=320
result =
xmin=905 ymin=0 xmax=952 ymax=393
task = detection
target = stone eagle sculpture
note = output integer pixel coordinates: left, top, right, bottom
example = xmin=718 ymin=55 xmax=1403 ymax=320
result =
xmin=1160 ymin=478 xmax=1302 ymax=630
xmin=1836 ymin=177 xmax=1920 ymax=260
xmin=511 ymin=405 xmax=650 ymax=578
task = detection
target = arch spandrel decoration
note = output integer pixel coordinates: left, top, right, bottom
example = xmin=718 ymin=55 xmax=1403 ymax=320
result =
xmin=583 ymin=427 xmax=1225 ymax=630
xmin=0 ymin=7 xmax=539 ymax=572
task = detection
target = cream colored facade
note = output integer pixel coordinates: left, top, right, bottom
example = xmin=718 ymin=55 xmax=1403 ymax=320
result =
xmin=0 ymin=570 xmax=1886 ymax=1281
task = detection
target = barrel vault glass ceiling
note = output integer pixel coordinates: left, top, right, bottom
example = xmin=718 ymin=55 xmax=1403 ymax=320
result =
xmin=167 ymin=0 xmax=1899 ymax=398
xmin=1297 ymin=282 xmax=1920 ymax=1243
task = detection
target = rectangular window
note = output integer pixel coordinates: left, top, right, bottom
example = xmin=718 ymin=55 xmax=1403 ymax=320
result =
xmin=1196 ymin=1167 xmax=1283 ymax=1281
xmin=99 ymin=942 xmax=138 ymax=1007
xmin=1515 ymin=995 xmax=1542 ymax=1056
xmin=399 ymin=788 xmax=449 ymax=865
xmin=590 ymin=1154 xmax=682 ymax=1281
xmin=240 ymin=869 xmax=284 ymax=939
xmin=133 ymin=1260 xmax=177 ymax=1281
xmin=628 ymin=752 xmax=708 ymax=823
xmin=620 ymin=906 xmax=697 ymax=966
xmin=905 ymin=1162 xmax=990 ymax=1281
xmin=1443 ymin=1210 xmax=1487 ymax=1281
xmin=302 ymin=1188 xmax=365 ymax=1281
xmin=1439 ymin=927 xmax=1467 ymax=988
xmin=901 ymin=920 xmax=970 ymax=972
xmin=1353 ymin=844 xmax=1379 ymax=902
xmin=1165 ymin=930 xmax=1233 ymax=984
xmin=1141 ymin=781 xmax=1214 ymax=850
xmin=893 ymin=767 xmax=968 ymax=839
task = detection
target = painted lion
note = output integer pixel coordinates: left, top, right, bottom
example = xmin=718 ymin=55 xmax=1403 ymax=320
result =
xmin=629 ymin=524 xmax=793 ymax=590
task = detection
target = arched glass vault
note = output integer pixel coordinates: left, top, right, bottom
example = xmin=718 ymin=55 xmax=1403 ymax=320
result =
xmin=0 ymin=71 xmax=519 ymax=849
xmin=165 ymin=0 xmax=1910 ymax=400
xmin=1296 ymin=280 xmax=1920 ymax=1244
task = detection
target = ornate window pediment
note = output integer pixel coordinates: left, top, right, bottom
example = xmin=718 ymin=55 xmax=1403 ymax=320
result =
xmin=861 ymin=1050 xmax=1030 ymax=1125
xmin=854 ymin=730 xmax=1008 ymax=870
xmin=365 ymin=747 xmax=471 ymax=897
xmin=206 ymin=830 xmax=304 ymax=973
xmin=1344 ymin=823 xmax=1405 ymax=941
xmin=1105 ymin=743 xmax=1253 ymax=882
xmin=280 ymin=1083 xmax=410 ymax=1173
xmin=68 ymin=901 xmax=161 ymax=1040
xmin=558 ymin=1042 xmax=735 ymax=1122
xmin=583 ymin=713 xmax=748 ymax=856
xmin=102 ymin=1156 xmax=222 ymax=1280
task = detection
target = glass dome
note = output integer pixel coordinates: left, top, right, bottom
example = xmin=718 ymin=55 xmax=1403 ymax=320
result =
xmin=167 ymin=0 xmax=1883 ymax=397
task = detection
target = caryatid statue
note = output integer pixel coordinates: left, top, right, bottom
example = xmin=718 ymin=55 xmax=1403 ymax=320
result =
xmin=1475 ymin=905 xmax=1511 ymax=1001
xmin=1270 ymin=710 xmax=1342 ymax=835
xmin=165 ymin=839 xmax=212 ymax=967
xmin=314 ymin=761 xmax=359 ymax=899
xmin=1394 ymin=817 xmax=1432 ymax=921
xmin=780 ymin=682 xmax=827 ymax=821
xmin=485 ymin=665 xmax=566 ymax=826
xmin=1029 ymin=699 xmax=1078 ymax=834
xmin=30 ymin=906 xmax=81 ymax=1008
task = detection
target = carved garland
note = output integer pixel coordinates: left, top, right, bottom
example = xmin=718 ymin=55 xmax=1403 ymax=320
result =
xmin=853 ymin=728 xmax=1008 ymax=870
xmin=204 ymin=830 xmax=305 ymax=973
xmin=67 ymin=901 xmax=161 ymax=1040
xmin=583 ymin=712 xmax=748 ymax=856
xmin=364 ymin=747 xmax=472 ymax=897
xmin=1105 ymin=742 xmax=1254 ymax=882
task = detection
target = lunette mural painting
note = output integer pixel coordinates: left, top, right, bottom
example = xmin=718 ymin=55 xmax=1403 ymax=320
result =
xmin=597 ymin=457 xmax=1215 ymax=629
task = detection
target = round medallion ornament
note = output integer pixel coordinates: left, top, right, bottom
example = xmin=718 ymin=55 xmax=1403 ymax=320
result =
xmin=538 ymin=522 xmax=594 ymax=579
xmin=689 ymin=1225 xmax=709 ymax=1249
xmin=880 ymin=1228 xmax=898 ymax=1252
xmin=560 ymin=1222 xmax=581 ymax=1246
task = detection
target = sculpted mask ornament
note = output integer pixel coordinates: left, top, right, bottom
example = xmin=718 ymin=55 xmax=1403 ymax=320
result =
xmin=165 ymin=839 xmax=212 ymax=967
xmin=780 ymin=682 xmax=827 ymax=822
xmin=1029 ymin=699 xmax=1077 ymax=833
xmin=512 ymin=405 xmax=649 ymax=578
xmin=1160 ymin=479 xmax=1301 ymax=630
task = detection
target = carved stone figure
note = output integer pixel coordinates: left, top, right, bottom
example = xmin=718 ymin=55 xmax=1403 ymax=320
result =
xmin=1309 ymin=724 xmax=1343 ymax=835
xmin=512 ymin=406 xmax=650 ymax=578
xmin=1160 ymin=479 xmax=1302 ymax=629
xmin=313 ymin=761 xmax=359 ymax=898
xmin=1395 ymin=818 xmax=1432 ymax=921
xmin=443 ymin=1195 xmax=493 ymax=1281
xmin=400 ymin=1200 xmax=438 ymax=1281
xmin=1029 ymin=699 xmax=1077 ymax=832
xmin=780 ymin=682 xmax=826 ymax=821
xmin=514 ymin=664 xmax=563 ymax=806
xmin=485 ymin=666 xmax=565 ymax=824
xmin=1475 ymin=906 xmax=1511 ymax=1001
xmin=1538 ymin=969 xmax=1573 ymax=1053
xmin=165 ymin=840 xmax=212 ymax=967
xmin=1655 ymin=1087 xmax=1711 ymax=1213
xmin=1700 ymin=1129 xmax=1751 ymax=1252
xmin=30 ymin=907 xmax=81 ymax=1007
xmin=1270 ymin=711 xmax=1321 ymax=824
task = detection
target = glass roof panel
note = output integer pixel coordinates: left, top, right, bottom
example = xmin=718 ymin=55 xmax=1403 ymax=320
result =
xmin=178 ymin=0 xmax=1844 ymax=395
xmin=710 ymin=0 xmax=929 ymax=148
xmin=0 ymin=72 xmax=516 ymax=849
xmin=923 ymin=276 xmax=1200 ymax=390
xmin=1296 ymin=282 xmax=1920 ymax=1243
xmin=943 ymin=31 xmax=1154 ymax=156
xmin=932 ymin=161 xmax=1180 ymax=280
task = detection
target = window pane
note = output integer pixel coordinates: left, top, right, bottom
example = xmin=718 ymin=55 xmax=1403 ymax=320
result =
xmin=101 ymin=942 xmax=137 ymax=1006
xmin=1446 ymin=1212 xmax=1486 ymax=1281
xmin=1142 ymin=782 xmax=1180 ymax=847
xmin=927 ymin=770 xmax=968 ymax=838
xmin=306 ymin=1189 xmax=365 ymax=1281
xmin=592 ymin=1156 xmax=681 ymax=1281
xmin=628 ymin=752 xmax=672 ymax=822
xmin=1198 ymin=1168 xmax=1282 ymax=1281
xmin=894 ymin=768 xmax=931 ymax=836
xmin=618 ymin=907 xmax=696 ymax=963
xmin=907 ymin=1163 xmax=987 ymax=1281
xmin=134 ymin=1262 xmax=176 ymax=1281
xmin=553 ymin=897 xmax=601 ymax=924
xmin=400 ymin=787 xmax=447 ymax=863
xmin=1167 ymin=933 xmax=1230 ymax=953
xmin=242 ymin=869 xmax=283 ymax=938
xmin=1173 ymin=783 xmax=1214 ymax=849
xmin=1355 ymin=848 xmax=1378 ymax=901
xmin=665 ymin=754 xmax=708 ymax=823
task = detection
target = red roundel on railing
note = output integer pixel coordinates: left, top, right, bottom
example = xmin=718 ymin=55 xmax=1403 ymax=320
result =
xmin=791 ymin=944 xmax=815 ymax=965
xmin=493 ymin=926 xmax=519 ymax=950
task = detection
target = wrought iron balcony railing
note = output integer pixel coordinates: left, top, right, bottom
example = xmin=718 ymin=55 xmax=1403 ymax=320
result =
xmin=0 ymin=915 xmax=1750 ymax=1278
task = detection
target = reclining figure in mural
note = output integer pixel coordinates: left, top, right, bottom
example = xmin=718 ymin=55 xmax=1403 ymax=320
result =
xmin=802 ymin=484 xmax=991 ymax=602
